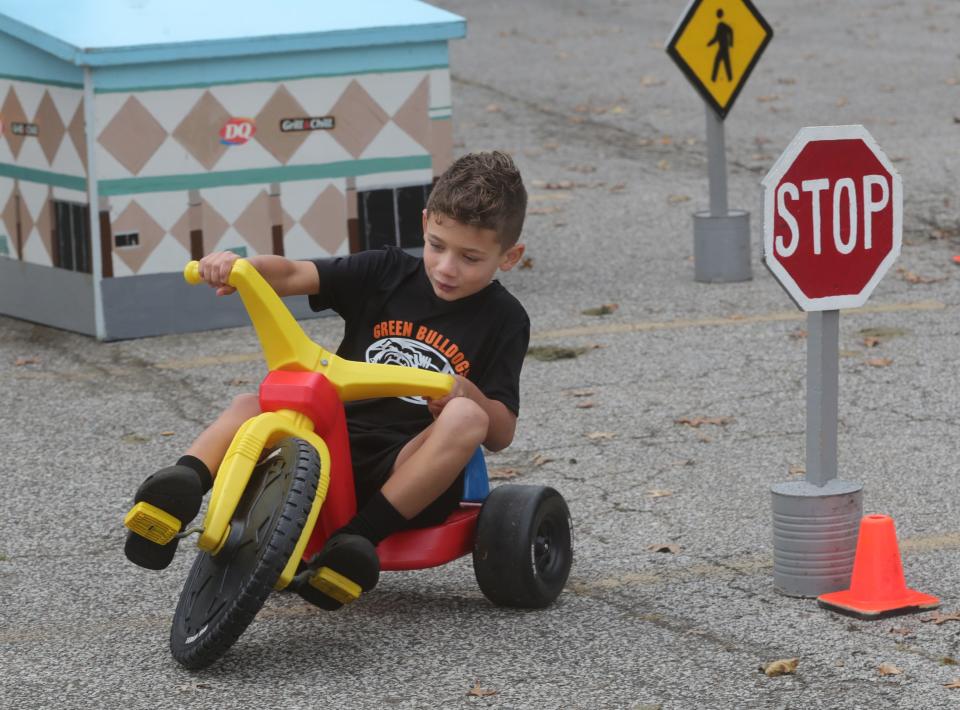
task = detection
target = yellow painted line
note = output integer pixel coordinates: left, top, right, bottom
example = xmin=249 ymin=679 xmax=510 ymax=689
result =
xmin=532 ymin=299 xmax=946 ymax=341
xmin=568 ymin=528 xmax=960 ymax=596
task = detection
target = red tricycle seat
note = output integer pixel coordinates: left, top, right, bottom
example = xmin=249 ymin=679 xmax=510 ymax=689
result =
xmin=377 ymin=506 xmax=480 ymax=571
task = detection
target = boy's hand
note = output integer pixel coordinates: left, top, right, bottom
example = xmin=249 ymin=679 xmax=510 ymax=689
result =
xmin=426 ymin=375 xmax=470 ymax=418
xmin=198 ymin=252 xmax=240 ymax=296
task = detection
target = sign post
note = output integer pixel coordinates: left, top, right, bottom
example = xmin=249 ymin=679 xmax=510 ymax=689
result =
xmin=666 ymin=0 xmax=772 ymax=283
xmin=762 ymin=124 xmax=903 ymax=597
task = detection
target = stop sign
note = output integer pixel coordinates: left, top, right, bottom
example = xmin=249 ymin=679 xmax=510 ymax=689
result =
xmin=762 ymin=125 xmax=902 ymax=311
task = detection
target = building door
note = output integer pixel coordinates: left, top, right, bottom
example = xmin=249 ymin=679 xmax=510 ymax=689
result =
xmin=53 ymin=200 xmax=91 ymax=273
xmin=356 ymin=183 xmax=431 ymax=252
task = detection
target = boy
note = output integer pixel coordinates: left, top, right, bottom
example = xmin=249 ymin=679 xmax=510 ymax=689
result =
xmin=125 ymin=151 xmax=530 ymax=611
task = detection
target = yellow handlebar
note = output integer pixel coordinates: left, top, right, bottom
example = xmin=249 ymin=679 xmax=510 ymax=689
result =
xmin=184 ymin=261 xmax=202 ymax=285
xmin=183 ymin=260 xmax=454 ymax=401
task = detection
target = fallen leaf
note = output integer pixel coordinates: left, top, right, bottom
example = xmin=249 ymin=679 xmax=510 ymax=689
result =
xmin=485 ymin=103 xmax=502 ymax=113
xmin=160 ymin=431 xmax=175 ymax=437
xmin=921 ymin=611 xmax=960 ymax=625
xmin=489 ymin=467 xmax=520 ymax=480
xmin=542 ymin=142 xmax=559 ymax=150
xmin=575 ymin=401 xmax=595 ymax=409
xmin=14 ymin=357 xmax=39 ymax=366
xmin=944 ymin=657 xmax=959 ymax=666
xmin=945 ymin=679 xmax=960 ymax=689
xmin=519 ymin=257 xmax=534 ymax=270
xmin=897 ymin=267 xmax=945 ymax=284
xmin=466 ymin=681 xmax=497 ymax=698
xmin=866 ymin=357 xmax=893 ymax=368
xmin=888 ymin=626 xmax=912 ymax=636
xmin=656 ymin=159 xmax=670 ymax=171
xmin=647 ymin=543 xmax=681 ymax=554
xmin=646 ymin=489 xmax=673 ymax=498
xmin=609 ymin=182 xmax=627 ymax=192
xmin=877 ymin=663 xmax=902 ymax=676
xmin=777 ymin=77 xmax=796 ymax=85
xmin=582 ymin=303 xmax=619 ymax=316
xmin=527 ymin=345 xmax=591 ymax=361
xmin=756 ymin=94 xmax=781 ymax=103
xmin=640 ymin=75 xmax=664 ymax=87
xmin=862 ymin=336 xmax=881 ymax=348
xmin=544 ymin=180 xmax=574 ymax=190
xmin=836 ymin=96 xmax=849 ymax=107
xmin=659 ymin=135 xmax=673 ymax=145
xmin=674 ymin=416 xmax=734 ymax=428
xmin=567 ymin=164 xmax=596 ymax=174
xmin=788 ymin=465 xmax=805 ymax=476
xmin=122 ymin=433 xmax=150 ymax=445
xmin=858 ymin=327 xmax=908 ymax=342
xmin=668 ymin=194 xmax=691 ymax=204
xmin=586 ymin=431 xmax=616 ymax=440
xmin=761 ymin=658 xmax=799 ymax=677
xmin=569 ymin=388 xmax=594 ymax=397
xmin=610 ymin=105 xmax=627 ymax=114
xmin=227 ymin=377 xmax=250 ymax=386
xmin=789 ymin=329 xmax=807 ymax=340
xmin=531 ymin=454 xmax=554 ymax=467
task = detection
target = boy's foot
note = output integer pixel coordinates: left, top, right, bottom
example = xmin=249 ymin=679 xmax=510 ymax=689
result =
xmin=292 ymin=534 xmax=380 ymax=610
xmin=124 ymin=464 xmax=206 ymax=570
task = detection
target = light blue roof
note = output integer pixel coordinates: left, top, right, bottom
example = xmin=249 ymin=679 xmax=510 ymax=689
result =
xmin=0 ymin=0 xmax=465 ymax=66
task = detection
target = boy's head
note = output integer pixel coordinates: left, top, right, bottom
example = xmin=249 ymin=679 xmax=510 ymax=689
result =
xmin=426 ymin=151 xmax=527 ymax=249
xmin=421 ymin=151 xmax=527 ymax=301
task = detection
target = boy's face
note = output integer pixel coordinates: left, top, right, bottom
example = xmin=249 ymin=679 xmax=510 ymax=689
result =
xmin=421 ymin=211 xmax=524 ymax=302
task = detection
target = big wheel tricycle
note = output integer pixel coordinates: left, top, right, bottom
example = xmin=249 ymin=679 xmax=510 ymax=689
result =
xmin=124 ymin=259 xmax=574 ymax=669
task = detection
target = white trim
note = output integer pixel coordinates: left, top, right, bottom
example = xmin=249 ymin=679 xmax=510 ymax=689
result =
xmin=761 ymin=125 xmax=903 ymax=312
xmin=84 ymin=67 xmax=105 ymax=339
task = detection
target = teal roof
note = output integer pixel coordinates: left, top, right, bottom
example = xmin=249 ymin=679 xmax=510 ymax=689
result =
xmin=0 ymin=0 xmax=465 ymax=66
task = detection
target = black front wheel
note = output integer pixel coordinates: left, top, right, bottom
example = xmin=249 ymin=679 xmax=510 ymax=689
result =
xmin=472 ymin=485 xmax=573 ymax=608
xmin=170 ymin=437 xmax=320 ymax=669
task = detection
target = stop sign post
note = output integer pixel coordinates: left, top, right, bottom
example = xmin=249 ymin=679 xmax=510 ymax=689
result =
xmin=762 ymin=125 xmax=903 ymax=598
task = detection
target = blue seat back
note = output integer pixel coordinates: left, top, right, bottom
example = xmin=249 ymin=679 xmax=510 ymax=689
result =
xmin=462 ymin=447 xmax=490 ymax=503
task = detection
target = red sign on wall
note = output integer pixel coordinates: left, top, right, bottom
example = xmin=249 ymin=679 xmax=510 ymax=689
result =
xmin=762 ymin=125 xmax=902 ymax=311
xmin=220 ymin=118 xmax=256 ymax=146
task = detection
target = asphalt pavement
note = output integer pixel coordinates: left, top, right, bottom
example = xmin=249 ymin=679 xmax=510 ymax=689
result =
xmin=3 ymin=1 xmax=960 ymax=708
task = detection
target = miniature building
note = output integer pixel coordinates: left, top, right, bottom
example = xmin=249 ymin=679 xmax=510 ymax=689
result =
xmin=0 ymin=0 xmax=464 ymax=339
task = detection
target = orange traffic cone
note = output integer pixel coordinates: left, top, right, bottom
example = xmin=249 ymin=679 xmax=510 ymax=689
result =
xmin=818 ymin=514 xmax=939 ymax=619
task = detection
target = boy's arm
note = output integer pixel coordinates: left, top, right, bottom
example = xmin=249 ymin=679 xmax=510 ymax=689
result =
xmin=198 ymin=252 xmax=319 ymax=297
xmin=428 ymin=376 xmax=517 ymax=452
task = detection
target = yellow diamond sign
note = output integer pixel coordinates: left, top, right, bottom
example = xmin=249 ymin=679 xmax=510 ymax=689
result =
xmin=666 ymin=0 xmax=773 ymax=119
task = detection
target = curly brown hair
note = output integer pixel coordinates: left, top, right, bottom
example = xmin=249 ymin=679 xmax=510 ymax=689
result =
xmin=426 ymin=151 xmax=527 ymax=248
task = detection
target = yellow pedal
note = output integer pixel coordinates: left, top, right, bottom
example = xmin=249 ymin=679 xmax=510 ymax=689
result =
xmin=124 ymin=502 xmax=181 ymax=545
xmin=308 ymin=567 xmax=362 ymax=605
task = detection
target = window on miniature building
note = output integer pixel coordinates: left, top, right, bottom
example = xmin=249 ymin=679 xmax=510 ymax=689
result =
xmin=53 ymin=200 xmax=91 ymax=273
xmin=114 ymin=232 xmax=139 ymax=248
xmin=357 ymin=183 xmax=432 ymax=251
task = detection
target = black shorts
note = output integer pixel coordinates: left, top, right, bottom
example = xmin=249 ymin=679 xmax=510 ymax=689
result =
xmin=349 ymin=430 xmax=465 ymax=529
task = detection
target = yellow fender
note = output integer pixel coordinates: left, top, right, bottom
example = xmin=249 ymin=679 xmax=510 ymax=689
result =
xmin=198 ymin=409 xmax=331 ymax=589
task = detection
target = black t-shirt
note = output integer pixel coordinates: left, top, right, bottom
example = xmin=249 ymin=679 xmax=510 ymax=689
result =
xmin=308 ymin=246 xmax=529 ymax=482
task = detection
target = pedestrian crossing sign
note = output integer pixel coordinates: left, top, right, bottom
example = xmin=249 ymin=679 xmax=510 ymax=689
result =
xmin=666 ymin=0 xmax=773 ymax=119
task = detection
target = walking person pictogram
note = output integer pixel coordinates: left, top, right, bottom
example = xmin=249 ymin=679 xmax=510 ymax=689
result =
xmin=708 ymin=9 xmax=733 ymax=82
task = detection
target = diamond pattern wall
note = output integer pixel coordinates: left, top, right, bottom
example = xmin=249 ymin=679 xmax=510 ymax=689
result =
xmin=98 ymin=96 xmax=168 ymax=175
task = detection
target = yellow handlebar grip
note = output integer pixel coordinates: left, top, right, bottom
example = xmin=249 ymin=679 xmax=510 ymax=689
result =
xmin=184 ymin=261 xmax=201 ymax=285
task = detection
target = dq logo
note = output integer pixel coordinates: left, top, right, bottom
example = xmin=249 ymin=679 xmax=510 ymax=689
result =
xmin=219 ymin=118 xmax=256 ymax=146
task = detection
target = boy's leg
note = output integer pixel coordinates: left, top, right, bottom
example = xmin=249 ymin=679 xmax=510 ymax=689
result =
xmin=296 ymin=397 xmax=489 ymax=609
xmin=125 ymin=394 xmax=261 ymax=569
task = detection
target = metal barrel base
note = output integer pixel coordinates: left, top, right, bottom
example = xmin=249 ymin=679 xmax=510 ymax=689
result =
xmin=693 ymin=209 xmax=752 ymax=283
xmin=771 ymin=479 xmax=863 ymax=598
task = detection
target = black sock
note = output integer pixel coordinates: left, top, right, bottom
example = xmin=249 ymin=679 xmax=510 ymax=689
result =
xmin=337 ymin=492 xmax=409 ymax=546
xmin=177 ymin=455 xmax=213 ymax=493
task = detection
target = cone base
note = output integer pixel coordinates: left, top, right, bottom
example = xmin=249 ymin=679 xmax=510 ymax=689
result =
xmin=817 ymin=588 xmax=939 ymax=620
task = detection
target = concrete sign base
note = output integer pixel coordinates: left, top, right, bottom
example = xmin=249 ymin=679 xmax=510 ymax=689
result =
xmin=693 ymin=210 xmax=752 ymax=283
xmin=771 ymin=478 xmax=863 ymax=598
